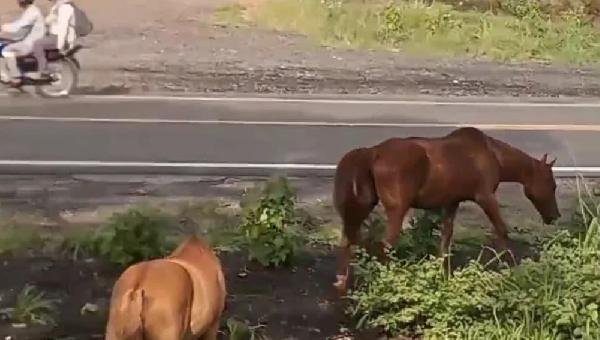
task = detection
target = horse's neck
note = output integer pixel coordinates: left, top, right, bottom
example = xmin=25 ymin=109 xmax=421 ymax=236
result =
xmin=489 ymin=137 xmax=534 ymax=184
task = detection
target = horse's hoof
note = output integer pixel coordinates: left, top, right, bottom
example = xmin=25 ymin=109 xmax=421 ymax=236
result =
xmin=333 ymin=275 xmax=348 ymax=297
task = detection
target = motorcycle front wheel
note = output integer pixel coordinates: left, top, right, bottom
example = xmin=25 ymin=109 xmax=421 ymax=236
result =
xmin=35 ymin=58 xmax=78 ymax=98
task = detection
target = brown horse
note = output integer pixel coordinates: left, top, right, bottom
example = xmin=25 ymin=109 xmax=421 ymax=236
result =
xmin=332 ymin=127 xmax=560 ymax=296
xmin=105 ymin=235 xmax=226 ymax=340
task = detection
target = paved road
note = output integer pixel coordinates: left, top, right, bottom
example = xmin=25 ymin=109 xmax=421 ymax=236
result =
xmin=1 ymin=94 xmax=599 ymax=176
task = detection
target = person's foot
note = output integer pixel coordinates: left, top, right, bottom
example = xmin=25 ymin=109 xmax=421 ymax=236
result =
xmin=8 ymin=78 xmax=21 ymax=87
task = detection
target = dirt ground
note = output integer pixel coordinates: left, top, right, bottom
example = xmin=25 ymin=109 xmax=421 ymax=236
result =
xmin=1 ymin=0 xmax=599 ymax=96
xmin=0 ymin=251 xmax=349 ymax=340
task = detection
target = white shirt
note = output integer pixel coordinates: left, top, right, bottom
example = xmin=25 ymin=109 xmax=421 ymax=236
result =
xmin=1 ymin=5 xmax=46 ymax=50
xmin=46 ymin=0 xmax=76 ymax=50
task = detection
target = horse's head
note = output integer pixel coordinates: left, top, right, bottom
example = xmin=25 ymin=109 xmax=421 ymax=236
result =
xmin=524 ymin=154 xmax=560 ymax=224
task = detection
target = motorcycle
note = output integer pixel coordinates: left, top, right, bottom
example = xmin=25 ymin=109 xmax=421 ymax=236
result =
xmin=0 ymin=38 xmax=81 ymax=98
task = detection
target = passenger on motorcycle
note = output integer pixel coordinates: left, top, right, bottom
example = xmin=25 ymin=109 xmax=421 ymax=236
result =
xmin=0 ymin=0 xmax=46 ymax=86
xmin=32 ymin=0 xmax=76 ymax=79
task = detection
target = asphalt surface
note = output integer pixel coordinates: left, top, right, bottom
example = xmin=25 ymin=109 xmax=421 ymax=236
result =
xmin=0 ymin=94 xmax=599 ymax=176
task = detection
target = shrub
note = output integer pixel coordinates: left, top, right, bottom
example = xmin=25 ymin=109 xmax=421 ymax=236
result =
xmin=347 ymin=203 xmax=600 ymax=339
xmin=348 ymin=250 xmax=502 ymax=337
xmin=377 ymin=2 xmax=465 ymax=45
xmin=362 ymin=208 xmax=442 ymax=262
xmin=90 ymin=207 xmax=175 ymax=267
xmin=499 ymin=0 xmax=598 ymax=18
xmin=239 ymin=177 xmax=303 ymax=267
xmin=396 ymin=209 xmax=442 ymax=260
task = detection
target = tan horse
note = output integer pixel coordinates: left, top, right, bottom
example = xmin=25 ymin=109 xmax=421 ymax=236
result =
xmin=105 ymin=235 xmax=226 ymax=340
xmin=332 ymin=127 xmax=560 ymax=296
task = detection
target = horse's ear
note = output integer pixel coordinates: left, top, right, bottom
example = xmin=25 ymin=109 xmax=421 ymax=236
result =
xmin=548 ymin=157 xmax=557 ymax=167
xmin=540 ymin=153 xmax=548 ymax=163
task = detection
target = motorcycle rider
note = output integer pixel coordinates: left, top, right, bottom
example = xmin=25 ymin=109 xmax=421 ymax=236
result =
xmin=0 ymin=0 xmax=46 ymax=86
xmin=32 ymin=0 xmax=76 ymax=79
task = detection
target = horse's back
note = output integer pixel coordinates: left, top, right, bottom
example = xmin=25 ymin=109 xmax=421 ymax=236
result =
xmin=419 ymin=127 xmax=501 ymax=203
xmin=370 ymin=128 xmax=501 ymax=206
xmin=446 ymin=126 xmax=488 ymax=141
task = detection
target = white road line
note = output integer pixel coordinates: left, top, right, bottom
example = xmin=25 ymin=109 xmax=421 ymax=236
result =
xmin=0 ymin=160 xmax=337 ymax=170
xmin=0 ymin=160 xmax=597 ymax=174
xmin=78 ymin=94 xmax=600 ymax=108
xmin=0 ymin=115 xmax=598 ymax=131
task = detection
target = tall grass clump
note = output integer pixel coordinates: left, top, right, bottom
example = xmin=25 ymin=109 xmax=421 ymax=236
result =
xmin=347 ymin=197 xmax=600 ymax=338
xmin=244 ymin=0 xmax=600 ymax=64
xmin=0 ymin=285 xmax=58 ymax=326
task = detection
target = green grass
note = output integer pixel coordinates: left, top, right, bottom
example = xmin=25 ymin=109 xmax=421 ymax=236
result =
xmin=232 ymin=0 xmax=600 ymax=65
xmin=214 ymin=3 xmax=248 ymax=28
xmin=0 ymin=225 xmax=48 ymax=255
xmin=250 ymin=0 xmax=383 ymax=49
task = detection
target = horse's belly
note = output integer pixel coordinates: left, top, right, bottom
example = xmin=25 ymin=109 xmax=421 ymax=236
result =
xmin=413 ymin=173 xmax=477 ymax=208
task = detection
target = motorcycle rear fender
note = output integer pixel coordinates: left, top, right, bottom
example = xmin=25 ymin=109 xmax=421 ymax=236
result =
xmin=68 ymin=56 xmax=80 ymax=70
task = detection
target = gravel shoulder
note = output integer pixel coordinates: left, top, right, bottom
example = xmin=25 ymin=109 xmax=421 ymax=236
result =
xmin=1 ymin=0 xmax=599 ymax=97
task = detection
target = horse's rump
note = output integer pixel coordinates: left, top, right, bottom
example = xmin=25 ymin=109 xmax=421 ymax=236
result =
xmin=106 ymin=260 xmax=194 ymax=340
xmin=333 ymin=147 xmax=378 ymax=220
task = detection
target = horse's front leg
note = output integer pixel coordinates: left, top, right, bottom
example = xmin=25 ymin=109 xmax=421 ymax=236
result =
xmin=475 ymin=193 xmax=517 ymax=266
xmin=439 ymin=202 xmax=459 ymax=275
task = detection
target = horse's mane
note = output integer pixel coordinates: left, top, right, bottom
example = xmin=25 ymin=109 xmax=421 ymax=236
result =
xmin=486 ymin=135 xmax=534 ymax=162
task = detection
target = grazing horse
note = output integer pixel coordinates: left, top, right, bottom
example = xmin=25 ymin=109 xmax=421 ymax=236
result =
xmin=332 ymin=127 xmax=560 ymax=296
xmin=105 ymin=235 xmax=226 ymax=340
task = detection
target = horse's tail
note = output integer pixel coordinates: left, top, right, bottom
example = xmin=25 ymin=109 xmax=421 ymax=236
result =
xmin=333 ymin=147 xmax=378 ymax=228
xmin=107 ymin=288 xmax=146 ymax=340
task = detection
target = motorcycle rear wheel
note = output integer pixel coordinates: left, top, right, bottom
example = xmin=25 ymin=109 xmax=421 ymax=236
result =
xmin=35 ymin=58 xmax=78 ymax=98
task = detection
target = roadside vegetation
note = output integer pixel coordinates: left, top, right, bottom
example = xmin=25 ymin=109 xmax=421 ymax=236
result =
xmin=0 ymin=176 xmax=598 ymax=338
xmin=347 ymin=180 xmax=600 ymax=339
xmin=217 ymin=0 xmax=600 ymax=64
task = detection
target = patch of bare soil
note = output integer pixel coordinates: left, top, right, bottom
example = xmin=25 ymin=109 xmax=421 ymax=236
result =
xmin=1 ymin=0 xmax=599 ymax=97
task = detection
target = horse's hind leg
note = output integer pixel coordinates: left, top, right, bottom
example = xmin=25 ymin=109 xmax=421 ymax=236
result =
xmin=378 ymin=201 xmax=410 ymax=259
xmin=372 ymin=171 xmax=412 ymax=258
xmin=475 ymin=193 xmax=516 ymax=266
xmin=334 ymin=204 xmax=374 ymax=296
